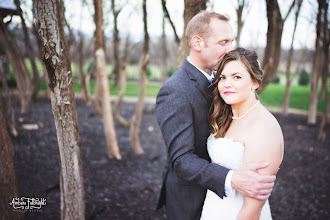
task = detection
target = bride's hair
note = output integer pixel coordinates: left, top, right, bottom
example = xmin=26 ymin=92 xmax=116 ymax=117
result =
xmin=209 ymin=47 xmax=263 ymax=138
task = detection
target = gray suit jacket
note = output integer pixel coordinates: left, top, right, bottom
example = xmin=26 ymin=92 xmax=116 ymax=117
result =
xmin=156 ymin=59 xmax=230 ymax=220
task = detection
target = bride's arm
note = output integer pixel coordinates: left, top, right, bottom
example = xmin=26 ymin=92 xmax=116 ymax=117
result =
xmin=237 ymin=122 xmax=284 ymax=220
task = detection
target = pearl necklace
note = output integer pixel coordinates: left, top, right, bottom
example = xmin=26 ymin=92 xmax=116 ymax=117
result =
xmin=232 ymin=100 xmax=260 ymax=120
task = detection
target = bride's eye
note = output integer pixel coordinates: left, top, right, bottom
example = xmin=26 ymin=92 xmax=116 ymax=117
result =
xmin=234 ymin=76 xmax=242 ymax=79
xmin=219 ymin=76 xmax=225 ymax=80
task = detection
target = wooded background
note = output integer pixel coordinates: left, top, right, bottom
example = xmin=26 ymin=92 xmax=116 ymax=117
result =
xmin=0 ymin=0 xmax=329 ymax=219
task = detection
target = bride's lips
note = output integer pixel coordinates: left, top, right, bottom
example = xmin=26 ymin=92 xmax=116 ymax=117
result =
xmin=224 ymin=91 xmax=236 ymax=95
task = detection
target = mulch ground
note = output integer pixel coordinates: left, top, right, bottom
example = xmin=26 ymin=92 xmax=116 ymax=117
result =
xmin=6 ymin=96 xmax=330 ymax=220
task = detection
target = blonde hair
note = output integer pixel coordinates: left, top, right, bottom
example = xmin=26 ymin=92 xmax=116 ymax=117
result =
xmin=185 ymin=11 xmax=229 ymax=47
xmin=209 ymin=47 xmax=263 ymax=138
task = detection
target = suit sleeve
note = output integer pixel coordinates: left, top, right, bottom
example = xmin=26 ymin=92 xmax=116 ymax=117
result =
xmin=156 ymin=84 xmax=230 ymax=198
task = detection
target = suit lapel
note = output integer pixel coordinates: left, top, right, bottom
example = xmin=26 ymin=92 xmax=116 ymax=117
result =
xmin=182 ymin=59 xmax=212 ymax=104
xmin=196 ymin=74 xmax=212 ymax=104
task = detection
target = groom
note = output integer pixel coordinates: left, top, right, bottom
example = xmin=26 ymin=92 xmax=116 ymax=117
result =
xmin=156 ymin=11 xmax=276 ymax=220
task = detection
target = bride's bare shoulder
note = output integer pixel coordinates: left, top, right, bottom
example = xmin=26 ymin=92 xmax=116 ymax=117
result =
xmin=244 ymin=105 xmax=284 ymax=174
xmin=258 ymin=105 xmax=283 ymax=136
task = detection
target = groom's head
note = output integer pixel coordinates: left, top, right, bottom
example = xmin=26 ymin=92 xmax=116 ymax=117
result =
xmin=186 ymin=11 xmax=230 ymax=48
xmin=186 ymin=11 xmax=234 ymax=74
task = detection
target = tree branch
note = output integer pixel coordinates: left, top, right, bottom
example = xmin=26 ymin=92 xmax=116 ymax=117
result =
xmin=161 ymin=0 xmax=180 ymax=44
xmin=284 ymin=0 xmax=296 ymax=22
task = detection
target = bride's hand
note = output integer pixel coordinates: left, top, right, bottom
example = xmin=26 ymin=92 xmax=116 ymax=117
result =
xmin=231 ymin=161 xmax=276 ymax=200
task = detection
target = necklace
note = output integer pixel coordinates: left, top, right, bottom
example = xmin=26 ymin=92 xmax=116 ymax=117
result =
xmin=232 ymin=100 xmax=260 ymax=120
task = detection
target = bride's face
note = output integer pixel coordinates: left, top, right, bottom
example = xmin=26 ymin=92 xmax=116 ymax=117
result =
xmin=217 ymin=60 xmax=259 ymax=105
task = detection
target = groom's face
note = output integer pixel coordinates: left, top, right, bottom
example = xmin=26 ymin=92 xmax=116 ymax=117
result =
xmin=200 ymin=19 xmax=234 ymax=74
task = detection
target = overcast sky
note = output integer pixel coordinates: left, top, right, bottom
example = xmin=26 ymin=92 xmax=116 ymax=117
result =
xmin=15 ymin=0 xmax=318 ymax=50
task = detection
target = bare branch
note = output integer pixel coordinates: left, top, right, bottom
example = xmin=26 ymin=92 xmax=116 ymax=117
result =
xmin=283 ymin=0 xmax=296 ymax=22
xmin=161 ymin=0 xmax=180 ymax=44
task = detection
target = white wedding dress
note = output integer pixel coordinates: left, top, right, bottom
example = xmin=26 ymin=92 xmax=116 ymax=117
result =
xmin=200 ymin=136 xmax=272 ymax=220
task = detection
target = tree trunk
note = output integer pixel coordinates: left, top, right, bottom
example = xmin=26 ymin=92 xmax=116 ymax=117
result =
xmin=259 ymin=0 xmax=295 ymax=91
xmin=318 ymin=95 xmax=330 ymax=141
xmin=94 ymin=0 xmax=122 ymax=160
xmin=176 ymin=0 xmax=207 ymax=67
xmin=86 ymin=62 xmax=95 ymax=107
xmin=33 ymin=1 xmax=85 ymax=219
xmin=93 ymin=73 xmax=103 ymax=115
xmin=308 ymin=0 xmax=325 ymax=124
xmin=161 ymin=0 xmax=180 ymax=44
xmin=114 ymin=63 xmax=129 ymax=127
xmin=0 ymin=98 xmax=23 ymax=220
xmin=0 ymin=59 xmax=18 ymax=137
xmin=319 ymin=1 xmax=329 ymax=99
xmin=236 ymin=0 xmax=246 ymax=47
xmin=77 ymin=36 xmax=89 ymax=105
xmin=15 ymin=0 xmax=40 ymax=102
xmin=0 ymin=19 xmax=32 ymax=114
xmin=161 ymin=16 xmax=168 ymax=83
xmin=129 ymin=0 xmax=150 ymax=155
xmin=283 ymin=0 xmax=303 ymax=116
xmin=33 ymin=22 xmax=52 ymax=99
xmin=111 ymin=0 xmax=120 ymax=88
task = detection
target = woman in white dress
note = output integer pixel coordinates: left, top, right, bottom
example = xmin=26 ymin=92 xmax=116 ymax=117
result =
xmin=200 ymin=48 xmax=284 ymax=220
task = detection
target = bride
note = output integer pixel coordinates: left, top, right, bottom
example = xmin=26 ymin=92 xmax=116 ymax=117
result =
xmin=200 ymin=48 xmax=284 ymax=220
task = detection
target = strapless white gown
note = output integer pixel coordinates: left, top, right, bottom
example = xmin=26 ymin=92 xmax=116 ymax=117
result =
xmin=200 ymin=136 xmax=272 ymax=220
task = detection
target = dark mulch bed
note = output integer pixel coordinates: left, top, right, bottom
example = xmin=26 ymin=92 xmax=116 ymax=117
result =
xmin=7 ymin=97 xmax=330 ymax=220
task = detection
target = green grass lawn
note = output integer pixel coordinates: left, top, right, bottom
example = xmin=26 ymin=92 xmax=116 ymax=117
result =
xmin=9 ymin=59 xmax=328 ymax=113
xmin=259 ymin=84 xmax=327 ymax=112
xmin=39 ymin=79 xmax=328 ymax=113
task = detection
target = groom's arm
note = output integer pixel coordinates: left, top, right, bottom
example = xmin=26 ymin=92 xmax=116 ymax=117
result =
xmin=156 ymin=84 xmax=230 ymax=198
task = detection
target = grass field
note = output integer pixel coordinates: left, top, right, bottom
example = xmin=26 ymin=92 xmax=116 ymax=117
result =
xmin=9 ymin=60 xmax=328 ymax=113
xmin=41 ymin=80 xmax=327 ymax=113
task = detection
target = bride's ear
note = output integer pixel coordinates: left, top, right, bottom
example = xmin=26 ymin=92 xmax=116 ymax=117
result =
xmin=252 ymin=81 xmax=259 ymax=90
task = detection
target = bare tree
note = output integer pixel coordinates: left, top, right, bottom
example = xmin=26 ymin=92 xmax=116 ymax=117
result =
xmin=94 ymin=0 xmax=122 ymax=160
xmin=114 ymin=35 xmax=130 ymax=127
xmin=111 ymin=0 xmax=127 ymax=88
xmin=0 ymin=98 xmax=23 ymax=220
xmin=177 ymin=0 xmax=207 ymax=67
xmin=14 ymin=0 xmax=40 ymax=102
xmin=77 ymin=3 xmax=90 ymax=105
xmin=259 ymin=0 xmax=295 ymax=91
xmin=282 ymin=0 xmax=303 ymax=115
xmin=0 ymin=58 xmax=17 ymax=137
xmin=0 ymin=18 xmax=32 ymax=114
xmin=307 ymin=0 xmax=327 ymax=124
xmin=33 ymin=1 xmax=85 ymax=219
xmin=161 ymin=16 xmax=168 ymax=83
xmin=161 ymin=0 xmax=180 ymax=44
xmin=93 ymin=0 xmax=105 ymax=116
xmin=319 ymin=0 xmax=329 ymax=99
xmin=129 ymin=0 xmax=150 ymax=155
xmin=318 ymin=95 xmax=329 ymax=141
xmin=77 ymin=35 xmax=90 ymax=105
xmin=235 ymin=0 xmax=250 ymax=47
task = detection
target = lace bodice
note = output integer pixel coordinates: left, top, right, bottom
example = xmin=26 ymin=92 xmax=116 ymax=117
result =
xmin=207 ymin=136 xmax=245 ymax=170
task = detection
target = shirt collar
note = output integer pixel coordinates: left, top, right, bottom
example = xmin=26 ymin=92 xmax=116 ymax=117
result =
xmin=187 ymin=56 xmax=214 ymax=82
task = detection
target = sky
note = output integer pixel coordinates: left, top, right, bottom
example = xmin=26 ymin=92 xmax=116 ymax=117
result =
xmin=10 ymin=0 xmax=319 ymax=50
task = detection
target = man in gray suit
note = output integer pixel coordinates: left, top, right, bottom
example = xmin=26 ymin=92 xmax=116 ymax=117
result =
xmin=156 ymin=11 xmax=276 ymax=220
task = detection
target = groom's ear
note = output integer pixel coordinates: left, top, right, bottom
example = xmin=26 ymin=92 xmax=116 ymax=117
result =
xmin=191 ymin=35 xmax=202 ymax=52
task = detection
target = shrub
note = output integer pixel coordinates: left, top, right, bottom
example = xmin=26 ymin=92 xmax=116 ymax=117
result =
xmin=146 ymin=66 xmax=152 ymax=77
xmin=272 ymin=74 xmax=280 ymax=84
xmin=167 ymin=64 xmax=176 ymax=77
xmin=298 ymin=68 xmax=310 ymax=86
xmin=87 ymin=60 xmax=94 ymax=74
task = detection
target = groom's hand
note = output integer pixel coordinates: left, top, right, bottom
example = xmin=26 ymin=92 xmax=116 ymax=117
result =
xmin=231 ymin=161 xmax=276 ymax=200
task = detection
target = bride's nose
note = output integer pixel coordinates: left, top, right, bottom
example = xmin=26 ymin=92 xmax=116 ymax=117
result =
xmin=224 ymin=78 xmax=232 ymax=88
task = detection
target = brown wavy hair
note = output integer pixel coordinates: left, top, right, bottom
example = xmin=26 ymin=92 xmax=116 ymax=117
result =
xmin=209 ymin=47 xmax=263 ymax=138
